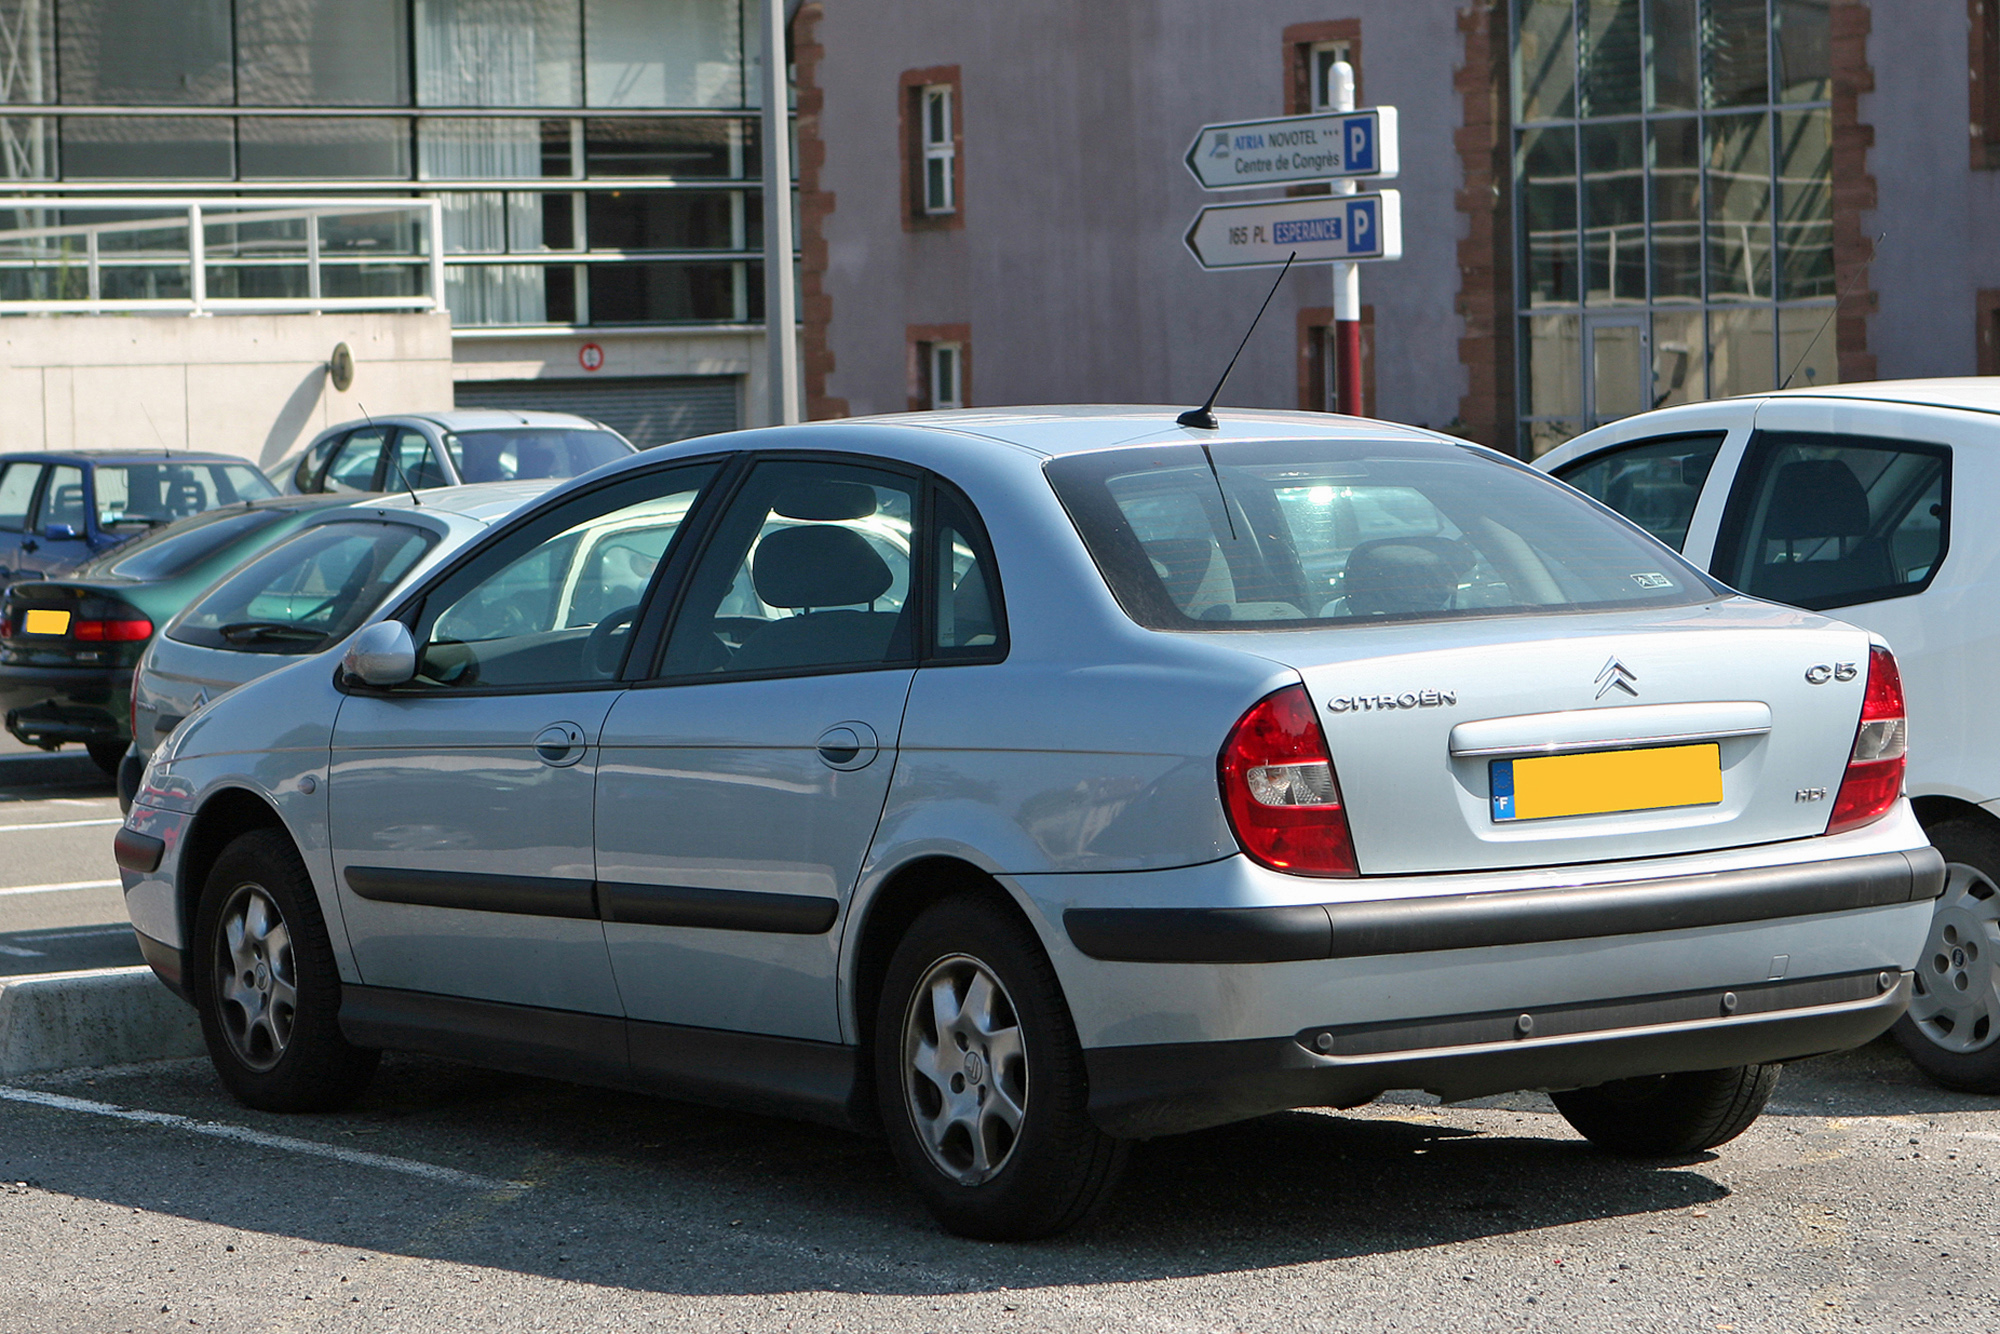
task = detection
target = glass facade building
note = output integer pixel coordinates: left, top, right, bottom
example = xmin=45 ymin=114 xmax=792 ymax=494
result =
xmin=1512 ymin=0 xmax=1836 ymax=456
xmin=0 ymin=0 xmax=774 ymax=330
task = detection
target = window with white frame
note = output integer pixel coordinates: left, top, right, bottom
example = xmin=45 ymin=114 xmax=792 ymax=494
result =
xmin=1311 ymin=41 xmax=1354 ymax=111
xmin=928 ymin=342 xmax=963 ymax=409
xmin=921 ymin=84 xmax=955 ymax=214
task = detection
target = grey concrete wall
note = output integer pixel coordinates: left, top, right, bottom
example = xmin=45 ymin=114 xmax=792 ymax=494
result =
xmin=813 ymin=3 xmax=1470 ymax=430
xmin=0 ymin=312 xmax=455 ymax=469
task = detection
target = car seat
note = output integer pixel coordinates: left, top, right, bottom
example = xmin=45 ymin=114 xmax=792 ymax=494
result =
xmin=1748 ymin=459 xmax=1891 ymax=606
xmin=728 ymin=524 xmax=899 ymax=672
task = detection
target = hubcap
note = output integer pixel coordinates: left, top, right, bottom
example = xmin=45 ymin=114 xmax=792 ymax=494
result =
xmin=1908 ymin=860 xmax=2000 ymax=1054
xmin=212 ymin=883 xmax=297 ymax=1072
xmin=900 ymin=953 xmax=1027 ymax=1186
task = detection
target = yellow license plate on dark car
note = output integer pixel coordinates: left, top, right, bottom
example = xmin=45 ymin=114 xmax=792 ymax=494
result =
xmin=1490 ymin=743 xmax=1723 ymax=822
xmin=22 ymin=609 xmax=69 ymax=636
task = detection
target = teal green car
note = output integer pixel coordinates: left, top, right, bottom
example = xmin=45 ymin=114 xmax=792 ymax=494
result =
xmin=0 ymin=494 xmax=355 ymax=772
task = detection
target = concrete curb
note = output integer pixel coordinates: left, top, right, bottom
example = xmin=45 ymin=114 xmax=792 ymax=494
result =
xmin=0 ymin=966 xmax=204 ymax=1077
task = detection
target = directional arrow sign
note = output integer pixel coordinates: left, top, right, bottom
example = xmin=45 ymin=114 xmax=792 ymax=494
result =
xmin=1184 ymin=191 xmax=1402 ymax=269
xmin=1184 ymin=108 xmax=1399 ymax=191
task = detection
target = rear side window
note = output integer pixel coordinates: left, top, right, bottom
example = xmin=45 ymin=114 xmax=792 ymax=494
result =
xmin=1712 ymin=431 xmax=1949 ymax=611
xmin=1046 ymin=440 xmax=1721 ymax=631
xmin=1552 ymin=431 xmax=1725 ymax=550
xmin=171 ymin=521 xmax=436 ymax=655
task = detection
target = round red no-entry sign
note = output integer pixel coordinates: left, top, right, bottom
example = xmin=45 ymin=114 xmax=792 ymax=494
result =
xmin=578 ymin=342 xmax=605 ymax=372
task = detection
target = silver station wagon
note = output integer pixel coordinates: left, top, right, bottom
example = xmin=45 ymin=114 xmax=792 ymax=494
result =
xmin=116 ymin=408 xmax=1942 ymax=1239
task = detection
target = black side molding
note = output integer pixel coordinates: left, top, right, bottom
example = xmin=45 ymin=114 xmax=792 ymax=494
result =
xmin=113 ymin=827 xmax=165 ymax=875
xmin=599 ymin=881 xmax=840 ymax=934
xmin=345 ymin=866 xmax=598 ymax=920
xmin=1065 ymin=847 xmax=1947 ymax=965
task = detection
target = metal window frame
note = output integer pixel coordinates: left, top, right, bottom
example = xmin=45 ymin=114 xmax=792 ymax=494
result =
xmin=920 ymin=84 xmax=955 ymax=215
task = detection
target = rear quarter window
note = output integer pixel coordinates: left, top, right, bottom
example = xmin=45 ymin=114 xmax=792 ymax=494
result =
xmin=1552 ymin=431 xmax=1725 ymax=550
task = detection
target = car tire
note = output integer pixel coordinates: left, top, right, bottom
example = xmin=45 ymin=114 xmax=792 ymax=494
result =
xmin=85 ymin=739 xmax=125 ymax=776
xmin=874 ymin=894 xmax=1127 ymax=1240
xmin=1550 ymin=1065 xmax=1778 ymax=1156
xmin=1893 ymin=818 xmax=2000 ymax=1092
xmin=192 ymin=828 xmax=379 ymax=1112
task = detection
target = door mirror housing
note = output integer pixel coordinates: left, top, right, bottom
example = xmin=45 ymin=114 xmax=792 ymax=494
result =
xmin=342 ymin=620 xmax=416 ymax=688
xmin=43 ymin=523 xmax=77 ymax=541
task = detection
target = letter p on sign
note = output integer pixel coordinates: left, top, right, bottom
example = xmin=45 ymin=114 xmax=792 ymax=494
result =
xmin=1344 ymin=119 xmax=1373 ymax=173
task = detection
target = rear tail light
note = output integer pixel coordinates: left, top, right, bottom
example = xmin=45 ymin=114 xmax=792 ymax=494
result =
xmin=73 ymin=617 xmax=153 ymax=642
xmin=1826 ymin=645 xmax=1907 ymax=836
xmin=1219 ymin=684 xmax=1358 ymax=877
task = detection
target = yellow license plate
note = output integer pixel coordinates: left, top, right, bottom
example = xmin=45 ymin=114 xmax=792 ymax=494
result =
xmin=22 ymin=609 xmax=70 ymax=636
xmin=1491 ymin=742 xmax=1722 ymax=822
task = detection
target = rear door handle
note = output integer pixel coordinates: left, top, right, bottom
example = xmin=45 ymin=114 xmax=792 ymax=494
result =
xmin=532 ymin=722 xmax=587 ymax=767
xmin=816 ymin=721 xmax=880 ymax=771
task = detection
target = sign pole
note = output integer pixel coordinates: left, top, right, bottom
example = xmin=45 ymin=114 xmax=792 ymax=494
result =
xmin=760 ymin=0 xmax=801 ymax=425
xmin=1328 ymin=61 xmax=1363 ymax=417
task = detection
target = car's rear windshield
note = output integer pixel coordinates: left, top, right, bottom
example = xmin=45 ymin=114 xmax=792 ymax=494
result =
xmin=440 ymin=428 xmax=631 ymax=484
xmin=96 ymin=507 xmax=293 ymax=580
xmin=1045 ymin=439 xmax=1722 ymax=631
xmin=170 ymin=520 xmax=435 ymax=655
xmin=96 ymin=462 xmax=276 ymax=528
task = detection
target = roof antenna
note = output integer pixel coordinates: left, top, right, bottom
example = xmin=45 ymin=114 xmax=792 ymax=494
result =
xmin=361 ymin=402 xmax=421 ymax=506
xmin=1177 ymin=251 xmax=1296 ymax=430
xmin=1781 ymin=231 xmax=1884 ymax=390
xmin=139 ymin=402 xmax=170 ymax=457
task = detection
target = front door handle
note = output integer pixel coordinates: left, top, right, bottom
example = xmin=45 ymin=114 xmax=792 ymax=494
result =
xmin=532 ymin=722 xmax=587 ymax=767
xmin=816 ymin=721 xmax=880 ymax=771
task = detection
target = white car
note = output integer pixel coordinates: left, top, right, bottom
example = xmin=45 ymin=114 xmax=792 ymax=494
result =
xmin=1538 ymin=379 xmax=2000 ymax=1092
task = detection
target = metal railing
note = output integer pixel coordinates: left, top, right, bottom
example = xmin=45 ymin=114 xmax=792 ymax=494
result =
xmin=0 ymin=198 xmax=446 ymax=316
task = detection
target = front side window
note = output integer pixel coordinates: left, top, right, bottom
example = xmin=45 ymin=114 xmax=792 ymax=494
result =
xmin=660 ymin=460 xmax=917 ymax=678
xmin=1712 ymin=431 xmax=1949 ymax=611
xmin=322 ymin=427 xmax=392 ymax=493
xmin=440 ymin=427 xmax=631 ymax=484
xmin=93 ymin=462 xmax=273 ymax=528
xmin=171 ymin=520 xmax=435 ymax=654
xmin=410 ymin=464 xmax=715 ymax=690
xmin=0 ymin=464 xmax=43 ymax=532
xmin=38 ymin=465 xmax=85 ymax=532
xmin=1048 ymin=439 xmax=1720 ymax=631
xmin=1553 ymin=430 xmax=1725 ymax=548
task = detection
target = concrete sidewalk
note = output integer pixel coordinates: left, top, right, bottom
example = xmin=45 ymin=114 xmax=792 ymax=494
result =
xmin=0 ymin=966 xmax=203 ymax=1077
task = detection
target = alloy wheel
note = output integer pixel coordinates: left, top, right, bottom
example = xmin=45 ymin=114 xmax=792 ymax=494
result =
xmin=1907 ymin=859 xmax=2000 ymax=1053
xmin=212 ymin=882 xmax=298 ymax=1072
xmin=900 ymin=952 xmax=1028 ymax=1185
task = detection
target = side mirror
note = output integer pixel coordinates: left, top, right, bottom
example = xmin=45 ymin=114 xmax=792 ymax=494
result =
xmin=342 ymin=620 xmax=416 ymax=688
xmin=44 ymin=523 xmax=78 ymax=541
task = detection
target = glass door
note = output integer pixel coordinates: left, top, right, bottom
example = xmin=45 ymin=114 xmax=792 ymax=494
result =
xmin=1584 ymin=313 xmax=1649 ymax=428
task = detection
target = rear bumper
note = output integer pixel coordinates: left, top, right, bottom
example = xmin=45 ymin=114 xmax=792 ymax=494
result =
xmin=0 ymin=664 xmax=131 ymax=746
xmin=1087 ymin=969 xmax=1910 ymax=1137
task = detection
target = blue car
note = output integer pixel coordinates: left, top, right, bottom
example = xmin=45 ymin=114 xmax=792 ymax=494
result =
xmin=0 ymin=450 xmax=277 ymax=581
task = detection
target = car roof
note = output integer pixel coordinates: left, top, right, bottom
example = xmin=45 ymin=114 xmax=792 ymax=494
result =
xmin=329 ymin=478 xmax=556 ymax=524
xmin=1751 ymin=377 xmax=2000 ymax=416
xmin=848 ymin=406 xmax=1456 ymax=458
xmin=0 ymin=449 xmax=252 ymax=465
xmin=320 ymin=409 xmax=617 ymax=435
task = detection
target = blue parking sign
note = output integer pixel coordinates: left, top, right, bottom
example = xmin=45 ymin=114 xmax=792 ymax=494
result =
xmin=1344 ymin=117 xmax=1375 ymax=175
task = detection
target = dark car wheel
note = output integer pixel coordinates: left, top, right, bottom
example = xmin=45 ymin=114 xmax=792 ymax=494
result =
xmin=1551 ymin=1064 xmax=1778 ymax=1156
xmin=1893 ymin=819 xmax=2000 ymax=1092
xmin=192 ymin=829 xmax=379 ymax=1112
xmin=85 ymin=739 xmax=125 ymax=777
xmin=874 ymin=894 xmax=1127 ymax=1240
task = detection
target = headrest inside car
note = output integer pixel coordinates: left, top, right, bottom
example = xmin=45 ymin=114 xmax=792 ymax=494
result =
xmin=1762 ymin=459 xmax=1870 ymax=542
xmin=753 ymin=525 xmax=894 ymax=608
xmin=772 ymin=480 xmax=879 ymax=522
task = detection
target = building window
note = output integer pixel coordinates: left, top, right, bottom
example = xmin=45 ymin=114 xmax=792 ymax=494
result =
xmin=921 ymin=86 xmax=955 ymax=214
xmin=1510 ymin=0 xmax=1835 ymax=458
xmin=928 ymin=342 xmax=962 ymax=409
xmin=1311 ymin=40 xmax=1355 ymax=111
xmin=908 ymin=324 xmax=970 ymax=410
xmin=901 ymin=66 xmax=962 ymax=229
xmin=1974 ymin=0 xmax=2000 ymax=169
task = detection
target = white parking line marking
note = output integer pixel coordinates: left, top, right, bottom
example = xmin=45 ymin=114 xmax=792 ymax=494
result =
xmin=0 ymin=818 xmax=122 ymax=832
xmin=14 ymin=926 xmax=130 ymax=942
xmin=0 ymin=943 xmax=45 ymax=957
xmin=0 ymin=880 xmax=121 ymax=898
xmin=0 ymin=1086 xmax=529 ymax=1192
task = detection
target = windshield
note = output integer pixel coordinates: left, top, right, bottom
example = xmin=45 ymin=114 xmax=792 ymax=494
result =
xmin=1046 ymin=439 xmax=1722 ymax=631
xmin=95 ymin=462 xmax=275 ymax=528
xmin=170 ymin=520 xmax=435 ymax=655
xmin=440 ymin=428 xmax=631 ymax=484
xmin=94 ymin=507 xmax=293 ymax=580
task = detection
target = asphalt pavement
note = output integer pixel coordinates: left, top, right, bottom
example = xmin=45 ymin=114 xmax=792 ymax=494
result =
xmin=0 ymin=733 xmax=140 ymax=977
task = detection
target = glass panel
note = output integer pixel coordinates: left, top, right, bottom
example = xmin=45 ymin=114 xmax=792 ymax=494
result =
xmin=585 ymin=0 xmax=745 ymax=109
xmin=203 ymin=211 xmax=308 ymax=261
xmin=1648 ymin=117 xmax=1702 ymax=301
xmin=38 ymin=464 xmax=81 ymax=529
xmin=443 ymin=261 xmax=546 ymax=324
xmin=235 ymin=0 xmax=410 ymax=106
xmin=1775 ymin=0 xmax=1830 ymax=102
xmin=586 ymin=190 xmax=743 ymax=250
xmin=58 ymin=0 xmax=232 ymax=105
xmin=324 ymin=427 xmax=391 ymax=492
xmin=172 ymin=522 xmax=436 ymax=655
xmin=1580 ymin=0 xmax=1641 ymax=116
xmin=1776 ymin=107 xmax=1832 ymax=298
xmin=0 ymin=463 xmax=41 ymax=528
xmin=92 ymin=463 xmax=272 ymax=528
xmin=204 ymin=263 xmax=308 ymax=301
xmin=1517 ymin=126 xmax=1577 ymax=307
xmin=0 ymin=117 xmax=56 ymax=179
xmin=97 ymin=263 xmax=188 ymax=301
xmin=1708 ymin=304 xmax=1775 ymax=397
xmin=660 ymin=460 xmax=917 ymax=677
xmin=0 ymin=0 xmax=54 ymax=104
xmin=101 ymin=508 xmax=290 ymax=580
xmin=318 ymin=208 xmax=422 ymax=256
xmin=543 ymin=262 xmax=576 ymax=321
xmin=320 ymin=262 xmax=426 ymax=298
xmin=439 ymin=427 xmax=629 ymax=480
xmin=584 ymin=118 xmax=745 ymax=177
xmin=1705 ymin=112 xmax=1771 ymax=302
xmin=1777 ymin=303 xmax=1838 ymax=389
xmin=538 ymin=191 xmax=575 ymax=249
xmin=1650 ymin=307 xmax=1708 ymax=407
xmin=933 ymin=490 xmax=1002 ymax=656
xmin=418 ymin=118 xmax=544 ymax=180
xmin=1717 ymin=433 xmax=1947 ymax=610
xmin=1514 ymin=0 xmax=1577 ymax=121
xmin=1702 ymin=0 xmax=1771 ymax=108
xmin=239 ymin=118 xmax=412 ymax=179
xmin=391 ymin=428 xmax=449 ymax=489
xmin=588 ymin=260 xmax=739 ymax=322
xmin=1582 ymin=120 xmax=1644 ymax=306
xmin=1524 ymin=312 xmax=1584 ymax=417
xmin=415 ymin=0 xmax=581 ymax=107
xmin=1648 ymin=0 xmax=1699 ymax=110
xmin=60 ymin=117 xmax=232 ymax=178
xmin=1589 ymin=320 xmax=1647 ymax=420
xmin=1553 ymin=431 xmax=1726 ymax=548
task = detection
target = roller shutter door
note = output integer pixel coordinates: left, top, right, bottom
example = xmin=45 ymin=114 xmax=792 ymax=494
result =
xmin=454 ymin=376 xmax=739 ymax=449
